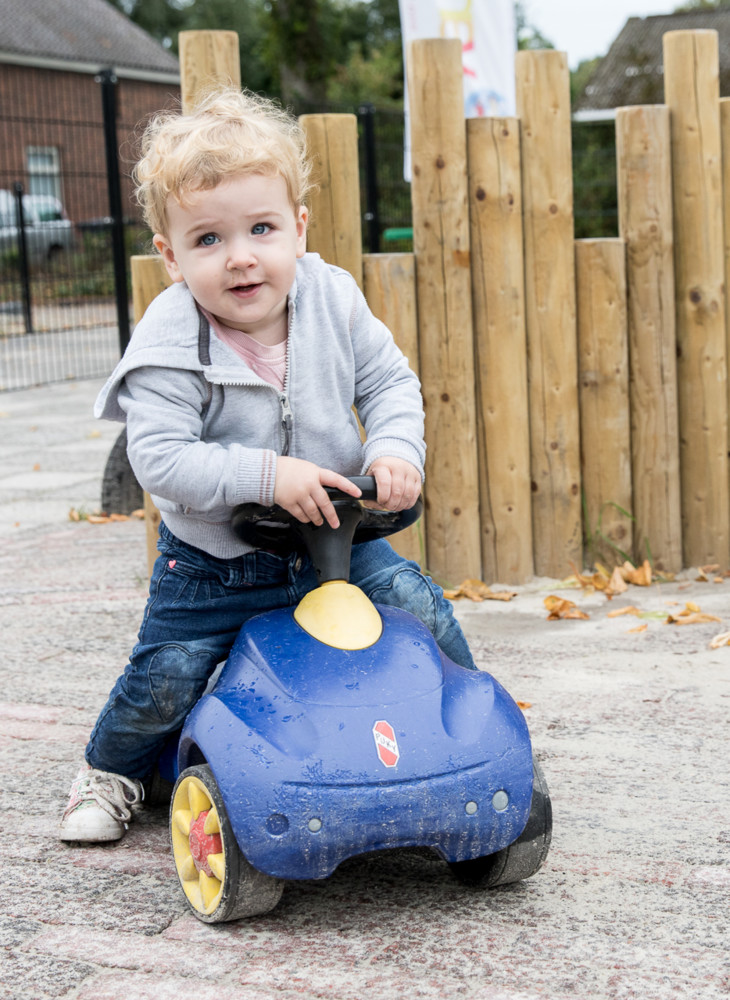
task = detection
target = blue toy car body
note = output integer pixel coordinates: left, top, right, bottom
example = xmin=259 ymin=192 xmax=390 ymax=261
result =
xmin=168 ymin=483 xmax=551 ymax=922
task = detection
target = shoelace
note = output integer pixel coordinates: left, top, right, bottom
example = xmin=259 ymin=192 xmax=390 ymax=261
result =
xmin=73 ymin=769 xmax=144 ymax=822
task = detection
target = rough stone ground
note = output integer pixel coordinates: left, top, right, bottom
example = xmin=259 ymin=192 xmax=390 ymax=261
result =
xmin=1 ymin=380 xmax=728 ymax=999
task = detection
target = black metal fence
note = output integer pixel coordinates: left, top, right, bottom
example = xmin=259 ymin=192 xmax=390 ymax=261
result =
xmin=0 ymin=71 xmax=616 ymax=393
xmin=0 ymin=68 xmax=154 ymax=391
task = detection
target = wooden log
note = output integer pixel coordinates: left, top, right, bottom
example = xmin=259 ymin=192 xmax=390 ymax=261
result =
xmin=135 ymin=30 xmax=242 ymax=575
xmin=720 ymin=97 xmax=730 ymax=543
xmin=466 ymin=116 xmax=533 ymax=583
xmin=615 ymin=105 xmax=682 ymax=572
xmin=664 ymin=30 xmax=729 ymax=568
xmin=515 ymin=49 xmax=582 ymax=578
xmin=575 ymin=239 xmax=633 ymax=567
xmin=131 ymin=255 xmax=172 ymax=576
xmin=406 ymin=37 xmax=481 ymax=585
xmin=299 ymin=114 xmax=363 ymax=288
xmin=362 ymin=252 xmax=424 ymax=566
xmin=130 ymin=254 xmax=171 ymax=326
xmin=178 ymin=30 xmax=241 ymax=113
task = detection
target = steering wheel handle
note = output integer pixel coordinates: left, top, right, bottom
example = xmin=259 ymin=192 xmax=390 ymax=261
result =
xmin=230 ymin=476 xmax=422 ymax=574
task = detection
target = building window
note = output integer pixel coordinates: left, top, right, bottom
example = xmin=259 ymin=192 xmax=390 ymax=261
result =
xmin=26 ymin=146 xmax=62 ymax=203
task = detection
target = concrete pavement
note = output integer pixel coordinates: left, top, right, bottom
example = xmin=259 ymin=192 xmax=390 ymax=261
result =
xmin=0 ymin=379 xmax=728 ymax=999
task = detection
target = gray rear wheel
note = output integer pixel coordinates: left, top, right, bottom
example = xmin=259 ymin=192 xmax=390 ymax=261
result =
xmin=449 ymin=759 xmax=552 ymax=888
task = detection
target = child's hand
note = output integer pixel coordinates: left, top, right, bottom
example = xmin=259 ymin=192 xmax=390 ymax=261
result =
xmin=367 ymin=457 xmax=422 ymax=511
xmin=274 ymin=456 xmax=362 ymax=528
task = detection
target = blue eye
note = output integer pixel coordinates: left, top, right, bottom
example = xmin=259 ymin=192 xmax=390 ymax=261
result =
xmin=252 ymin=223 xmax=271 ymax=236
xmin=199 ymin=233 xmax=219 ymax=246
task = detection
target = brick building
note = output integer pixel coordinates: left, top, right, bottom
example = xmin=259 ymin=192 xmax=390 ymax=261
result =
xmin=0 ymin=0 xmax=180 ymax=226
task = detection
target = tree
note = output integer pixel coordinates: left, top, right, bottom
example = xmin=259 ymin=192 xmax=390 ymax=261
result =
xmin=261 ymin=0 xmax=338 ymax=103
xmin=515 ymin=1 xmax=554 ymax=50
xmin=326 ymin=0 xmax=404 ymax=106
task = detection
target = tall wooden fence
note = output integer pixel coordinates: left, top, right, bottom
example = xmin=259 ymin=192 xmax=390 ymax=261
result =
xmin=134 ymin=29 xmax=730 ymax=586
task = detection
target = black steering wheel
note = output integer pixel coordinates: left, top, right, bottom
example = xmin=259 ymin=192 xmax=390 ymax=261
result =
xmin=230 ymin=476 xmax=422 ymax=583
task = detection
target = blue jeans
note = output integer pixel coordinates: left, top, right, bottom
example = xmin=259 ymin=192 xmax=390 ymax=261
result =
xmin=86 ymin=522 xmax=476 ymax=779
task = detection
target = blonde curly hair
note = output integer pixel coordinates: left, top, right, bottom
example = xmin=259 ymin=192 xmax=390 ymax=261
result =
xmin=134 ymin=87 xmax=313 ymax=236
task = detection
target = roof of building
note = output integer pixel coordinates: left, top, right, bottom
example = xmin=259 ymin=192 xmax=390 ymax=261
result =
xmin=574 ymin=8 xmax=730 ymax=117
xmin=0 ymin=0 xmax=179 ymax=81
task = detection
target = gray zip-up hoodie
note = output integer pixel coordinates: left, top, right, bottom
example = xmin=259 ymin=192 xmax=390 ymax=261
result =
xmin=95 ymin=253 xmax=425 ymax=558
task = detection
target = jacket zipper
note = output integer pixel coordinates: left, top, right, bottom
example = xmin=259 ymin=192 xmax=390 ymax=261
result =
xmin=279 ymin=297 xmax=294 ymax=456
xmin=279 ymin=392 xmax=293 ymax=456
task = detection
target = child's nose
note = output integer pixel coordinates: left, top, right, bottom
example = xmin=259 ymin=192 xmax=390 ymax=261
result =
xmin=226 ymin=237 xmax=257 ymax=270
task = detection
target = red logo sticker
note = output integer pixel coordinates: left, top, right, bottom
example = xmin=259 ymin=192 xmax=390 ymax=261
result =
xmin=373 ymin=720 xmax=399 ymax=768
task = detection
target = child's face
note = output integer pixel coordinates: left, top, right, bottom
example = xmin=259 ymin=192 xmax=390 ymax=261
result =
xmin=153 ymin=172 xmax=307 ymax=342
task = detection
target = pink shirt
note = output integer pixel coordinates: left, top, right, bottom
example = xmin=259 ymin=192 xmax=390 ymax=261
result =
xmin=202 ymin=308 xmax=287 ymax=391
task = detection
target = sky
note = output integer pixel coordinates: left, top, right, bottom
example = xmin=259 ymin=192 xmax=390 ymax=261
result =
xmin=523 ymin=0 xmax=684 ymax=68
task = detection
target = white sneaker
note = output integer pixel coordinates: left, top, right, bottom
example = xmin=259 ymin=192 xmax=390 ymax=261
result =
xmin=59 ymin=766 xmax=144 ymax=843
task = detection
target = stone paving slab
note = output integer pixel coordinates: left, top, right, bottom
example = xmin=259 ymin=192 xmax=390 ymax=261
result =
xmin=0 ymin=380 xmax=728 ymax=999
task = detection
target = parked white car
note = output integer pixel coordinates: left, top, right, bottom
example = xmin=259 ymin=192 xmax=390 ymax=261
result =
xmin=0 ymin=190 xmax=76 ymax=263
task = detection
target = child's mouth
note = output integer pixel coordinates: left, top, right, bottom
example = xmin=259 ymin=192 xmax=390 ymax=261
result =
xmin=230 ymin=283 xmax=260 ymax=298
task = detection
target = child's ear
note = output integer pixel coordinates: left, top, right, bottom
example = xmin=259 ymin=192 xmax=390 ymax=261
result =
xmin=153 ymin=234 xmax=184 ymax=283
xmin=295 ymin=206 xmax=308 ymax=258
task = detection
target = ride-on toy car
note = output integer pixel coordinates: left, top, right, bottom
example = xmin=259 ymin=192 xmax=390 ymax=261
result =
xmin=167 ymin=478 xmax=552 ymax=922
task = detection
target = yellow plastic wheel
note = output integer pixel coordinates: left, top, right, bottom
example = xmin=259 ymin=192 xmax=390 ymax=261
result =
xmin=170 ymin=764 xmax=284 ymax=922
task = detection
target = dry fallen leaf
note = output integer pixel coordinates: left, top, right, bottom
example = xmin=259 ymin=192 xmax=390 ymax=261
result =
xmin=516 ymin=700 xmax=532 ymax=710
xmin=607 ymin=605 xmax=642 ymax=618
xmin=86 ymin=514 xmax=111 ymax=524
xmin=620 ymin=559 xmax=653 ymax=587
xmin=665 ymin=602 xmax=722 ymax=626
xmin=544 ymin=595 xmax=589 ymax=621
xmin=709 ymin=630 xmax=730 ymax=649
xmin=444 ymin=579 xmax=516 ymax=602
xmin=568 ymin=562 xmax=610 ymax=593
xmin=607 ymin=566 xmax=629 ymax=596
xmin=628 ymin=623 xmax=648 ymax=633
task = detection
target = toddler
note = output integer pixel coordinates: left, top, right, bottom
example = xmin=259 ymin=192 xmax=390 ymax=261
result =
xmin=59 ymin=88 xmax=475 ymax=843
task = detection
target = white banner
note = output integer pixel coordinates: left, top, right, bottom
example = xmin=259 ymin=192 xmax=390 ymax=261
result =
xmin=399 ymin=0 xmax=516 ymax=118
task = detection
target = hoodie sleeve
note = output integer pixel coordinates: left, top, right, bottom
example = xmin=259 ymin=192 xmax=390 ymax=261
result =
xmin=118 ymin=366 xmax=278 ymax=511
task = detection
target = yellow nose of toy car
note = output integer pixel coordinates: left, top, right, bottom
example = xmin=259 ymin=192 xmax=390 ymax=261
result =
xmin=294 ymin=580 xmax=383 ymax=649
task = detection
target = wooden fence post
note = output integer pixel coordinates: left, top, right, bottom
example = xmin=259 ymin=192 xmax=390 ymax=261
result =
xmin=299 ymin=114 xmax=363 ymax=288
xmin=407 ymin=38 xmax=481 ymax=586
xmin=138 ymin=30 xmax=241 ymax=575
xmin=130 ymin=255 xmax=172 ymax=576
xmin=615 ymin=105 xmax=682 ymax=573
xmin=664 ymin=30 xmax=729 ymax=568
xmin=515 ymin=50 xmax=582 ymax=578
xmin=720 ymin=97 xmax=730 ymax=538
xmin=178 ymin=31 xmax=241 ymax=113
xmin=466 ymin=117 xmax=533 ymax=583
xmin=362 ymin=252 xmax=424 ymax=566
xmin=575 ymin=239 xmax=633 ymax=567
